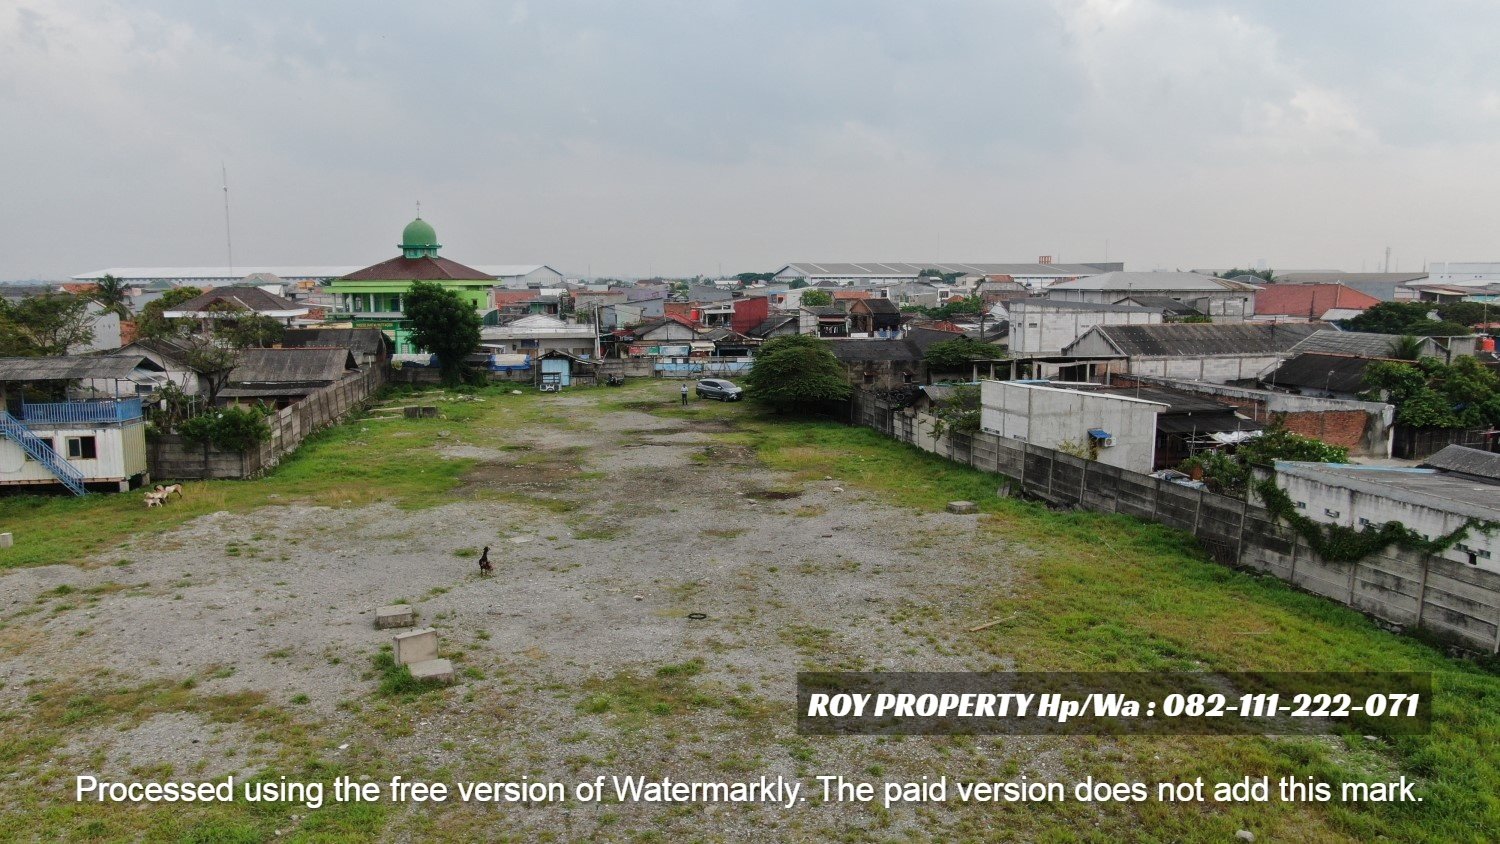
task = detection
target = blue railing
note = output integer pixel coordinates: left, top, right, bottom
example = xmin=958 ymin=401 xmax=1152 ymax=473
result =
xmin=20 ymin=397 xmax=143 ymax=425
xmin=0 ymin=411 xmax=88 ymax=495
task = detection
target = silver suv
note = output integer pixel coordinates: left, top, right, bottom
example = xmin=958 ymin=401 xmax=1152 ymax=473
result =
xmin=696 ymin=378 xmax=744 ymax=401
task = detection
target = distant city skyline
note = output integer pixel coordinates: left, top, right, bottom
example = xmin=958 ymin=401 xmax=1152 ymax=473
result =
xmin=4 ymin=1 xmax=1499 ymax=281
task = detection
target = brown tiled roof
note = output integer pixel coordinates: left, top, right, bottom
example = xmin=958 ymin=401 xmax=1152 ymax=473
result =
xmin=339 ymin=256 xmax=493 ymax=282
xmin=171 ymin=286 xmax=302 ymax=313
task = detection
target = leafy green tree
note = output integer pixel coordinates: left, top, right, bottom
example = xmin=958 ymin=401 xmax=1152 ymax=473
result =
xmin=1433 ymin=301 xmax=1491 ymax=328
xmin=907 ymin=296 xmax=984 ymax=320
xmin=1363 ymin=357 xmax=1500 ymax=429
xmin=1387 ymin=335 xmax=1425 ymax=361
xmin=136 ymin=287 xmax=203 ymax=339
xmin=0 ymin=293 xmax=96 ymax=356
xmin=405 ymin=280 xmax=481 ymax=386
xmin=222 ymin=312 xmax=286 ymax=349
xmin=744 ymin=334 xmax=851 ymax=411
xmin=92 ymin=274 xmax=131 ymax=318
xmin=799 ymin=289 xmax=833 ymax=307
xmin=786 ymin=278 xmax=809 ymax=290
xmin=924 ymin=337 xmax=1006 ymax=370
xmin=1216 ymin=268 xmax=1275 ymax=281
xmin=1180 ymin=423 xmax=1348 ymax=496
xmin=1342 ymin=301 xmax=1470 ymax=336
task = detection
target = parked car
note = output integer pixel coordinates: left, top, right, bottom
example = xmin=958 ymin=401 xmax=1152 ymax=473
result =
xmin=696 ymin=378 xmax=744 ymax=401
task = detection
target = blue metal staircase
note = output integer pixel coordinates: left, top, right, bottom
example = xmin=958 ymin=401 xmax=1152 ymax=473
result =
xmin=0 ymin=410 xmax=88 ymax=496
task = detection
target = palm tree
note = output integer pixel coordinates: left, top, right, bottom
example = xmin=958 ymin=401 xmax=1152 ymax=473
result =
xmin=93 ymin=274 xmax=131 ymax=318
xmin=1388 ymin=335 xmax=1424 ymax=361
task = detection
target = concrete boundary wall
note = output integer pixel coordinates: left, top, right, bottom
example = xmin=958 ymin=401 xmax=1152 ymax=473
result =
xmin=149 ymin=365 xmax=387 ymax=480
xmin=860 ymin=392 xmax=1500 ymax=653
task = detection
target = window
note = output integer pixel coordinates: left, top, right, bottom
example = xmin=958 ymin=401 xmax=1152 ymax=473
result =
xmin=66 ymin=436 xmax=97 ymax=460
xmin=1294 ymin=501 xmax=1307 ymax=510
xmin=1358 ymin=517 xmax=1372 ymax=526
xmin=1323 ymin=508 xmax=1340 ymax=518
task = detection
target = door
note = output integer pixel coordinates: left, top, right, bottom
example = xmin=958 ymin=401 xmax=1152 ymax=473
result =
xmin=540 ymin=357 xmax=571 ymax=387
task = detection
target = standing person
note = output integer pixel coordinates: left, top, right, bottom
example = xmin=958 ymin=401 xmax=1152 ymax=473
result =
xmin=680 ymin=382 xmax=689 ymax=406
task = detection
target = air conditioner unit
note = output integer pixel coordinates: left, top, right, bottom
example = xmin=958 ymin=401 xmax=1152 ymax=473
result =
xmin=1100 ymin=436 xmax=1118 ymax=448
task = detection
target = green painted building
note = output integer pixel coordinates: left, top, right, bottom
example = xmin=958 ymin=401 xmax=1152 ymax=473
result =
xmin=326 ymin=217 xmax=495 ymax=352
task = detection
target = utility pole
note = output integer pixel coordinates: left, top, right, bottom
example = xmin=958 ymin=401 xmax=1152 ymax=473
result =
xmin=221 ymin=164 xmax=235 ymax=275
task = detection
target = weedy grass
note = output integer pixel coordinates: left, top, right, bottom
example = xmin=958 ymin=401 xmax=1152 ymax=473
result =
xmin=0 ymin=386 xmax=535 ymax=570
xmin=731 ymin=407 xmax=1500 ymax=843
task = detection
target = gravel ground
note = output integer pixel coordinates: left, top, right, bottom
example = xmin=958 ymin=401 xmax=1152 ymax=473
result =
xmin=0 ymin=384 xmax=1060 ymax=842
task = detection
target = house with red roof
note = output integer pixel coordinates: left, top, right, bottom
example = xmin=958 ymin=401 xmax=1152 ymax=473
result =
xmin=1253 ymin=283 xmax=1381 ymax=322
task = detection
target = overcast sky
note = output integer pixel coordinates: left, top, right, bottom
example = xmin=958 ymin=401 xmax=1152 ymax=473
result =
xmin=3 ymin=0 xmax=1498 ymax=280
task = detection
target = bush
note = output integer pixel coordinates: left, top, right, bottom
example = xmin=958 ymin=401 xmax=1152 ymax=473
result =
xmin=178 ymin=406 xmax=272 ymax=453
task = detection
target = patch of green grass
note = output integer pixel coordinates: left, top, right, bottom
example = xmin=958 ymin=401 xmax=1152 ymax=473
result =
xmin=577 ymin=659 xmax=716 ymax=729
xmin=371 ymin=651 xmax=447 ymax=700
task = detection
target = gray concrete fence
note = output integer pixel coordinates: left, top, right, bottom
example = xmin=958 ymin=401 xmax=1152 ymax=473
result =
xmin=149 ymin=365 xmax=387 ymax=480
xmin=852 ymin=391 xmax=1500 ymax=654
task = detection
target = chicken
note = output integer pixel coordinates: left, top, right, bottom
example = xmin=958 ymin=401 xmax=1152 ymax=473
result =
xmin=478 ymin=545 xmax=492 ymax=576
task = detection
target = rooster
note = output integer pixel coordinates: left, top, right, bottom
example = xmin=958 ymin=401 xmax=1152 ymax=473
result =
xmin=478 ymin=546 xmax=493 ymax=576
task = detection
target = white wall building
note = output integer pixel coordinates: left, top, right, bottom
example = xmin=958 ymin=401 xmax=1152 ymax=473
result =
xmin=1424 ymin=262 xmax=1500 ymax=288
xmin=1267 ymin=450 xmax=1500 ymax=574
xmin=1008 ymin=299 xmax=1162 ymax=356
xmin=979 ymin=380 xmax=1166 ymax=473
xmin=480 ymin=265 xmax=568 ymax=290
xmin=1045 ymin=271 xmax=1257 ymax=322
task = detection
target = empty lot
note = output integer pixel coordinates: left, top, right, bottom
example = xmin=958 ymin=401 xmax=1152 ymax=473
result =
xmin=0 ymin=380 xmax=1493 ymax=842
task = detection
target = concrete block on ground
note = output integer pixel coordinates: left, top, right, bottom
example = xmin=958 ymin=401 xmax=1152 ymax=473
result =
xmin=947 ymin=501 xmax=979 ymax=514
xmin=0 ymin=532 xmax=11 ymax=548
xmin=407 ymin=658 xmax=455 ymax=684
xmin=375 ymin=604 xmax=414 ymax=629
xmin=393 ymin=627 xmax=439 ymax=665
xmin=403 ymin=406 xmax=439 ymax=419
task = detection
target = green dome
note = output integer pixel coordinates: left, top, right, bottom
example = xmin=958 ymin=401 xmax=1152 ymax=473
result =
xmin=401 ymin=217 xmax=438 ymax=249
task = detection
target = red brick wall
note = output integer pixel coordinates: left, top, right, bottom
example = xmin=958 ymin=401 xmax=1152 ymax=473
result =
xmin=1109 ymin=374 xmax=1369 ymax=449
xmin=732 ymin=296 xmax=770 ymax=335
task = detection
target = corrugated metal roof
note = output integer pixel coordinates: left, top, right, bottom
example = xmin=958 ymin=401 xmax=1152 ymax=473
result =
xmin=229 ymin=348 xmax=354 ymax=385
xmin=280 ymin=328 xmax=390 ymax=356
xmin=827 ymin=338 xmax=922 ymax=363
xmin=0 ymin=355 xmax=164 ymax=381
xmin=1014 ymin=297 xmax=1160 ymax=314
xmin=779 ymin=262 xmax=1112 ymax=278
xmin=1289 ymin=330 xmax=1422 ymax=358
xmin=1049 ymin=271 xmax=1258 ymax=293
xmin=1260 ymin=353 xmax=1380 ymax=393
xmin=1083 ymin=323 xmax=1320 ymax=357
xmin=1421 ymin=445 xmax=1500 ymax=480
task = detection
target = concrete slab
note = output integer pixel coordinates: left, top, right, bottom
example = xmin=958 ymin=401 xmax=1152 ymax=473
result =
xmin=0 ymin=532 xmax=11 ymax=548
xmin=947 ymin=501 xmax=979 ymax=514
xmin=408 ymin=658 xmax=455 ymax=684
xmin=393 ymin=627 xmax=439 ymax=665
xmin=375 ymin=605 xmax=415 ymax=629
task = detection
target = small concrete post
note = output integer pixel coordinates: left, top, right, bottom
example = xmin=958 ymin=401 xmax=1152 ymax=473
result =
xmin=393 ymin=628 xmax=440 ymax=666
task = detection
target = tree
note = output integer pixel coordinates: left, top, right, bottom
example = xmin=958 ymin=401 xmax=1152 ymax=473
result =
xmin=743 ymin=334 xmax=851 ymax=411
xmin=405 ymin=280 xmax=481 ymax=386
xmin=136 ymin=287 xmax=203 ymax=339
xmin=1363 ymin=357 xmax=1500 ymax=429
xmin=800 ymin=289 xmax=833 ymax=307
xmin=92 ymin=274 xmax=131 ymax=318
xmin=1216 ymin=268 xmax=1275 ymax=282
xmin=222 ymin=312 xmax=286 ymax=349
xmin=1341 ymin=301 xmax=1470 ymax=336
xmin=1388 ymin=335 xmax=1425 ymax=361
xmin=1180 ymin=423 xmax=1348 ymax=496
xmin=787 ymin=278 xmax=809 ymax=290
xmin=0 ymin=293 xmax=96 ymax=356
xmin=180 ymin=336 xmax=241 ymax=405
xmin=924 ymin=337 xmax=1006 ymax=370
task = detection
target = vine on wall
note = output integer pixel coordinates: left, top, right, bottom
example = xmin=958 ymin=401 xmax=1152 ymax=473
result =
xmin=1254 ymin=477 xmax=1498 ymax=564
